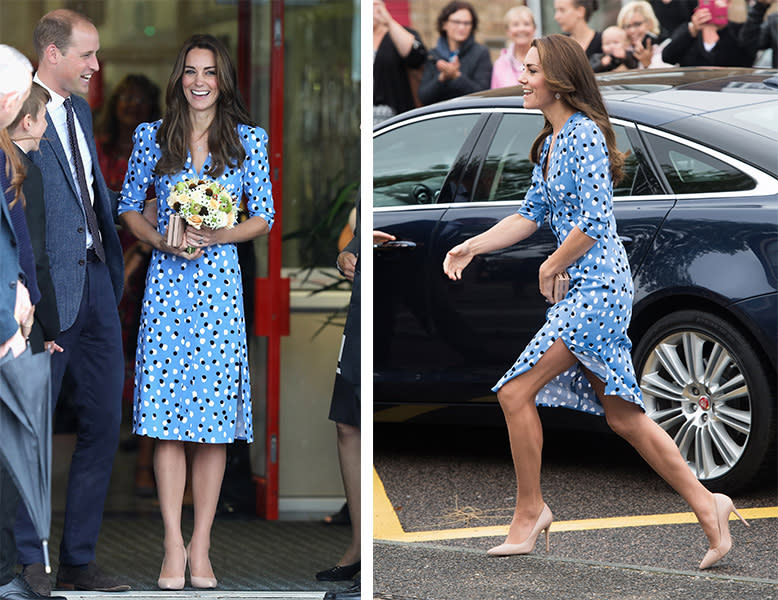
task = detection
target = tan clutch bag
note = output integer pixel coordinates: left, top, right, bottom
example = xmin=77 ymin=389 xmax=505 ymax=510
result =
xmin=166 ymin=213 xmax=185 ymax=248
xmin=552 ymin=271 xmax=570 ymax=303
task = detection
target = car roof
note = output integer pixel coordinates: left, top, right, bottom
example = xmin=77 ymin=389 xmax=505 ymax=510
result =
xmin=376 ymin=67 xmax=778 ymax=176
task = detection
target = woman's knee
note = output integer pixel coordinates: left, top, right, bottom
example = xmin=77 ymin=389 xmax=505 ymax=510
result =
xmin=497 ymin=383 xmax=534 ymax=417
xmin=336 ymin=422 xmax=359 ymax=442
xmin=604 ymin=406 xmax=643 ymax=441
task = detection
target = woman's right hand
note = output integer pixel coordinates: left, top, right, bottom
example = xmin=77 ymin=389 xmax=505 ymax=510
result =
xmin=443 ymin=241 xmax=474 ymax=280
xmin=160 ymin=224 xmax=203 ymax=260
xmin=689 ymin=8 xmax=711 ymax=36
xmin=633 ymin=39 xmax=652 ymax=67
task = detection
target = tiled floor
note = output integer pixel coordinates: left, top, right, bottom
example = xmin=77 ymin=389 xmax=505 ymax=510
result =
xmin=40 ymin=431 xmax=354 ymax=598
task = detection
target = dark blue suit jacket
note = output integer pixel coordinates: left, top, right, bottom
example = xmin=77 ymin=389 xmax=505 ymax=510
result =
xmin=30 ymin=93 xmax=123 ymax=331
xmin=0 ymin=169 xmax=21 ymax=344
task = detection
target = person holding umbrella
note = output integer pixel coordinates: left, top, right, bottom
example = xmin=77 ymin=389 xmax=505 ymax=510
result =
xmin=0 ymin=43 xmax=66 ymax=600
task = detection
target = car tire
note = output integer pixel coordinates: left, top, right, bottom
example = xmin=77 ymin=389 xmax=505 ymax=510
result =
xmin=633 ymin=310 xmax=775 ymax=494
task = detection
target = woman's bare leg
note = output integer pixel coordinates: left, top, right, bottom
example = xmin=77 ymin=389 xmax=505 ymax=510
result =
xmin=335 ymin=422 xmax=360 ymax=566
xmin=188 ymin=443 xmax=226 ymax=579
xmin=496 ymin=339 xmax=577 ymax=544
xmin=154 ymin=439 xmax=187 ymax=579
xmin=582 ymin=370 xmax=719 ymax=547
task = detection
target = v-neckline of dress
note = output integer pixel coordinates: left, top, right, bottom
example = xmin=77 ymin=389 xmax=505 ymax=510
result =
xmin=188 ymin=150 xmax=210 ymax=179
xmin=542 ymin=112 xmax=579 ymax=183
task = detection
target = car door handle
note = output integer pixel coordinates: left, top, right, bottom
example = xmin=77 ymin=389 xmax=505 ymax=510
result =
xmin=375 ymin=240 xmax=417 ymax=249
xmin=619 ymin=235 xmax=633 ymax=245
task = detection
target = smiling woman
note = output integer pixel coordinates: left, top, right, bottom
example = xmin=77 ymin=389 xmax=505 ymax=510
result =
xmin=117 ymin=33 xmax=274 ymax=591
xmin=418 ymin=0 xmax=493 ymax=105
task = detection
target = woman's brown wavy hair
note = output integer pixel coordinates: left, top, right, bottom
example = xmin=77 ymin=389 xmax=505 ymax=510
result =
xmin=155 ymin=34 xmax=254 ymax=179
xmin=528 ymin=34 xmax=624 ymax=185
xmin=0 ymin=129 xmax=25 ymax=209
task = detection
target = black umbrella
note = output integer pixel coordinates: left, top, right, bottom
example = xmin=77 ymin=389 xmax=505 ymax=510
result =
xmin=0 ymin=347 xmax=52 ymax=573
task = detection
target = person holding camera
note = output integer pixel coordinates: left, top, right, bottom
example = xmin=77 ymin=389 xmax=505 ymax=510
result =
xmin=618 ymin=1 xmax=673 ymax=68
xmin=662 ymin=0 xmax=756 ymax=66
xmin=373 ymin=0 xmax=426 ymax=124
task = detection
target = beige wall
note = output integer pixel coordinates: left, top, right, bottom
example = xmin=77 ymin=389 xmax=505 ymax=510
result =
xmin=248 ymin=291 xmax=352 ymax=515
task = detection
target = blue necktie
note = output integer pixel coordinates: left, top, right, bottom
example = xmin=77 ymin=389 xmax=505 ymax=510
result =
xmin=64 ymin=96 xmax=105 ymax=263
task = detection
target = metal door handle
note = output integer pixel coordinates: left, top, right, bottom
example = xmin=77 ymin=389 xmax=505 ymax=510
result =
xmin=375 ymin=240 xmax=417 ymax=248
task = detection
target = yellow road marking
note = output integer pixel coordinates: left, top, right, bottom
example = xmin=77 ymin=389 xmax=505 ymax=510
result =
xmin=373 ymin=467 xmax=405 ymax=538
xmin=374 ymin=469 xmax=778 ymax=542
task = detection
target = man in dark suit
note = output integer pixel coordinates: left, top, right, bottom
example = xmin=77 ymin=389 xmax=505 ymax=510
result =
xmin=15 ymin=10 xmax=129 ymax=596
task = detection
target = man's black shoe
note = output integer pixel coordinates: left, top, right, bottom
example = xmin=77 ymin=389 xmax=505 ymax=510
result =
xmin=0 ymin=575 xmax=66 ymax=599
xmin=20 ymin=564 xmax=49 ymax=597
xmin=324 ymin=581 xmax=360 ymax=600
xmin=55 ymin=562 xmax=130 ymax=592
xmin=316 ymin=561 xmax=360 ymax=581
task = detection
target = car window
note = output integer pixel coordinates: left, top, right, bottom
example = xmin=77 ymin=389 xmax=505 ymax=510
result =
xmin=373 ymin=114 xmax=481 ymax=208
xmin=644 ymin=132 xmax=755 ymax=194
xmin=472 ymin=113 xmax=544 ymax=203
xmin=613 ymin=124 xmax=663 ymax=197
xmin=473 ymin=115 xmax=658 ymax=203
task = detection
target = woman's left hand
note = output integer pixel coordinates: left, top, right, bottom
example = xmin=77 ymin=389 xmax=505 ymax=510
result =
xmin=538 ymin=259 xmax=557 ymax=304
xmin=185 ymin=225 xmax=221 ymax=249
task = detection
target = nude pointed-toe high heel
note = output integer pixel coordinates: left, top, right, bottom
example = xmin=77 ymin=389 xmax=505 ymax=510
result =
xmin=157 ymin=546 xmax=186 ymax=590
xmin=186 ymin=544 xmax=218 ymax=589
xmin=699 ymin=493 xmax=749 ymax=570
xmin=488 ymin=504 xmax=553 ymax=556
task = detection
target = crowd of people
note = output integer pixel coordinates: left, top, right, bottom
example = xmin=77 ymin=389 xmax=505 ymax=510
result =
xmin=373 ymin=0 xmax=777 ymax=122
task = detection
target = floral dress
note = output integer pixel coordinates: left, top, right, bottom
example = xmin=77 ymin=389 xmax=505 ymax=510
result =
xmin=492 ymin=112 xmax=643 ymax=416
xmin=117 ymin=121 xmax=274 ymax=443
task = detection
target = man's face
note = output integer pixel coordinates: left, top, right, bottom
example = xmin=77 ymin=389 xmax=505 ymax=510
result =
xmin=51 ymin=21 xmax=100 ymax=97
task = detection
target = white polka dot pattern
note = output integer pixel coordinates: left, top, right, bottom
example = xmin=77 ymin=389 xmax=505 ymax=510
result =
xmin=117 ymin=120 xmax=275 ymax=442
xmin=492 ymin=112 xmax=643 ymax=415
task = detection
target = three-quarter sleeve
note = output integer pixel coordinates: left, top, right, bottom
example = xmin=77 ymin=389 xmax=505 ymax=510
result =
xmin=240 ymin=125 xmax=275 ymax=230
xmin=517 ymin=156 xmax=548 ymax=228
xmin=573 ymin=120 xmax=613 ymax=240
xmin=118 ymin=121 xmax=159 ymax=216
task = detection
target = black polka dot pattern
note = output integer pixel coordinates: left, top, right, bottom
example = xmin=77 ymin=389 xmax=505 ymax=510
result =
xmin=117 ymin=120 xmax=275 ymax=442
xmin=492 ymin=112 xmax=643 ymax=415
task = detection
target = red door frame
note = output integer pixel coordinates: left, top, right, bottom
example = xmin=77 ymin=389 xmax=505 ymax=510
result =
xmin=237 ymin=0 xmax=288 ymax=520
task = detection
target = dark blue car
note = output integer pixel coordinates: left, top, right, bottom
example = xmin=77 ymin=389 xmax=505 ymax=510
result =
xmin=373 ymin=68 xmax=778 ymax=493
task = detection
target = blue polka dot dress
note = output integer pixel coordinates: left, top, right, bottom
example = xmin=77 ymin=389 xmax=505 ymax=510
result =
xmin=117 ymin=121 xmax=274 ymax=443
xmin=492 ymin=112 xmax=643 ymax=415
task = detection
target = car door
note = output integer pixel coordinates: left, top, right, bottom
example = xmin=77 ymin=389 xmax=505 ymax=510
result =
xmin=373 ymin=111 xmax=486 ymax=399
xmin=423 ymin=112 xmax=672 ymax=403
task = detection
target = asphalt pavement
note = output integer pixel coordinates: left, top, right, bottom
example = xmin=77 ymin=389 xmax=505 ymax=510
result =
xmin=373 ymin=422 xmax=778 ymax=600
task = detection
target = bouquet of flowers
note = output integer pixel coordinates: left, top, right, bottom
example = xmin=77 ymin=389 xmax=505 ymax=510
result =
xmin=166 ymin=178 xmax=238 ymax=249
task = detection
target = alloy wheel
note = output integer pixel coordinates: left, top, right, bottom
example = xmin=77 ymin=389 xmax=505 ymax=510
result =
xmin=640 ymin=330 xmax=752 ymax=481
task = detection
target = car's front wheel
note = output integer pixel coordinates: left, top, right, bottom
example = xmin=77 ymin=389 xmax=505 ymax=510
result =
xmin=634 ymin=310 xmax=774 ymax=493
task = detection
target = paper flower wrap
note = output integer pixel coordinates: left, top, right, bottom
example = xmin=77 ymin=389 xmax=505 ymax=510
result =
xmin=168 ymin=178 xmax=238 ymax=230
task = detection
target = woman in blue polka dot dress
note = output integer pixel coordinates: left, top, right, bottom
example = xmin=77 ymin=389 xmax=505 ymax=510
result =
xmin=118 ymin=35 xmax=273 ymax=589
xmin=444 ymin=35 xmax=747 ymax=570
